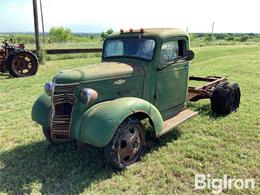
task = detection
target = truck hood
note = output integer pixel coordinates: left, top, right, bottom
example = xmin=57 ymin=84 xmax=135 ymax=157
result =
xmin=54 ymin=62 xmax=144 ymax=84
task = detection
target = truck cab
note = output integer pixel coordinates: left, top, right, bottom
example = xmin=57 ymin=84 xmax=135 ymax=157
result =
xmin=32 ymin=28 xmax=197 ymax=169
xmin=102 ymin=28 xmax=191 ymax=119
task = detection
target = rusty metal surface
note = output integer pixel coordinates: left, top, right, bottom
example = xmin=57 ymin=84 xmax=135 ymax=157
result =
xmin=188 ymin=76 xmax=227 ymax=101
xmin=118 ymin=122 xmax=143 ymax=165
xmin=0 ymin=60 xmax=6 ymax=66
xmin=188 ymin=87 xmax=209 ymax=101
xmin=0 ymin=41 xmax=39 ymax=77
xmin=158 ymin=109 xmax=198 ymax=137
xmin=189 ymin=75 xmax=223 ymax=82
xmin=50 ymin=83 xmax=80 ymax=142
xmin=0 ymin=46 xmax=7 ymax=71
xmin=0 ymin=47 xmax=7 ymax=67
xmin=11 ymin=52 xmax=38 ymax=76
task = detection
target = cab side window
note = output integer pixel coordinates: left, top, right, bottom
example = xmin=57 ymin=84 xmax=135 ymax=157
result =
xmin=160 ymin=40 xmax=186 ymax=64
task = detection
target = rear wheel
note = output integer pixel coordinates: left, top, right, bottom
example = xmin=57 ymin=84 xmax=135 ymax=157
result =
xmin=7 ymin=51 xmax=38 ymax=77
xmin=210 ymin=82 xmax=234 ymax=115
xmin=104 ymin=117 xmax=145 ymax=170
xmin=230 ymin=83 xmax=241 ymax=112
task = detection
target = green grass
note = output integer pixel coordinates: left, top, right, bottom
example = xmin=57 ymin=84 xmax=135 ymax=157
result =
xmin=25 ymin=41 xmax=103 ymax=50
xmin=2 ymin=33 xmax=260 ymax=62
xmin=190 ymin=37 xmax=260 ymax=48
xmin=0 ymin=45 xmax=259 ymax=194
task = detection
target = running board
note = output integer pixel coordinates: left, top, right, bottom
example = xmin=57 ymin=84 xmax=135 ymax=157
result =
xmin=157 ymin=109 xmax=198 ymax=137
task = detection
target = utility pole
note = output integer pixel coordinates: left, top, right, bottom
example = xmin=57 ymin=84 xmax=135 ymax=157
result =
xmin=33 ymin=0 xmax=40 ymax=52
xmin=211 ymin=22 xmax=215 ymax=41
xmin=39 ymin=0 xmax=45 ymax=43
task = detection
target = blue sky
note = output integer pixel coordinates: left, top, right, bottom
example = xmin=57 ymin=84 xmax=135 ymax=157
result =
xmin=0 ymin=0 xmax=260 ymax=33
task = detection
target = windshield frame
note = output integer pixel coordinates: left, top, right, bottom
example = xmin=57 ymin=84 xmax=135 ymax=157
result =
xmin=102 ymin=36 xmax=157 ymax=62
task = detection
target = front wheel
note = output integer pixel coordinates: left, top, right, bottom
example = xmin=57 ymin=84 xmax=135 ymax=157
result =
xmin=104 ymin=117 xmax=145 ymax=170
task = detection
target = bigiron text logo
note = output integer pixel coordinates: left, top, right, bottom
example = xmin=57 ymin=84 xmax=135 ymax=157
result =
xmin=194 ymin=174 xmax=256 ymax=194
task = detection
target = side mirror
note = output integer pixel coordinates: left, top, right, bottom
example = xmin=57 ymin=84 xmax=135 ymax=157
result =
xmin=184 ymin=50 xmax=195 ymax=61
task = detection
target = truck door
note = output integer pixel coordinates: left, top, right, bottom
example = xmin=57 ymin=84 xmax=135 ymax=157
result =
xmin=154 ymin=39 xmax=189 ymax=114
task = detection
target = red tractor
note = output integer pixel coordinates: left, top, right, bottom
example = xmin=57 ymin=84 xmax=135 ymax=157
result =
xmin=0 ymin=40 xmax=39 ymax=77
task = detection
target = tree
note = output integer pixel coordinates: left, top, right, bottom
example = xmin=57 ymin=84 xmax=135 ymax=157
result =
xmin=100 ymin=29 xmax=114 ymax=40
xmin=239 ymin=35 xmax=249 ymax=42
xmin=49 ymin=26 xmax=73 ymax=42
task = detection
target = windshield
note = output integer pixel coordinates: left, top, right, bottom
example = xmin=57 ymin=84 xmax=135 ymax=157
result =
xmin=103 ymin=37 xmax=156 ymax=60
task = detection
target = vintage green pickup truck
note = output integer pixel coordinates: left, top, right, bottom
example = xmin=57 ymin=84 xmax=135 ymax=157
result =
xmin=32 ymin=28 xmax=240 ymax=169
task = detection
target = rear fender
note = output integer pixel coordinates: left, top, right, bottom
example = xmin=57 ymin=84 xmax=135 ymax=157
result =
xmin=76 ymin=97 xmax=163 ymax=147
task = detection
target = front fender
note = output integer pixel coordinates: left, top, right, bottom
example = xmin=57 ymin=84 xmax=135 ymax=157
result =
xmin=76 ymin=97 xmax=163 ymax=147
xmin=31 ymin=93 xmax=51 ymax=129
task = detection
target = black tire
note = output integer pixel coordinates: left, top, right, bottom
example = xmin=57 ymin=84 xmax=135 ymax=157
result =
xmin=7 ymin=51 xmax=38 ymax=77
xmin=43 ymin=127 xmax=56 ymax=145
xmin=104 ymin=117 xmax=145 ymax=170
xmin=230 ymin=83 xmax=241 ymax=112
xmin=210 ymin=82 xmax=234 ymax=115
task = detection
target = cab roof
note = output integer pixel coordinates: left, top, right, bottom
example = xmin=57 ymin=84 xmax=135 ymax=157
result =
xmin=107 ymin=28 xmax=189 ymax=40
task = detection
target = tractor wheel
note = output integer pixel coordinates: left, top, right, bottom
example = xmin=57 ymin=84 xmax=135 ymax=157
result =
xmin=230 ymin=83 xmax=241 ymax=112
xmin=42 ymin=127 xmax=56 ymax=145
xmin=210 ymin=82 xmax=234 ymax=115
xmin=7 ymin=51 xmax=38 ymax=77
xmin=104 ymin=117 xmax=145 ymax=170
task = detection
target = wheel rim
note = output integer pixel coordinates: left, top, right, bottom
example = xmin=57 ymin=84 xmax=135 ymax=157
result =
xmin=12 ymin=53 xmax=37 ymax=76
xmin=117 ymin=123 xmax=144 ymax=165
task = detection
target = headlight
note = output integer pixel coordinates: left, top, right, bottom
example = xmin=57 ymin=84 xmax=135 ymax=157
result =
xmin=44 ymin=82 xmax=53 ymax=96
xmin=80 ymin=88 xmax=98 ymax=105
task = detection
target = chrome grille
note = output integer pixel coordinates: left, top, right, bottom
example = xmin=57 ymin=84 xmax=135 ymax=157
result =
xmin=51 ymin=83 xmax=80 ymax=142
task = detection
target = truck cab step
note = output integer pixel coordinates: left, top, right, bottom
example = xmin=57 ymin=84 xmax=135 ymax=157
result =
xmin=157 ymin=109 xmax=198 ymax=137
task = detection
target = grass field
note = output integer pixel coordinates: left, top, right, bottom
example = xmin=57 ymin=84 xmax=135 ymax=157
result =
xmin=0 ymin=45 xmax=259 ymax=194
